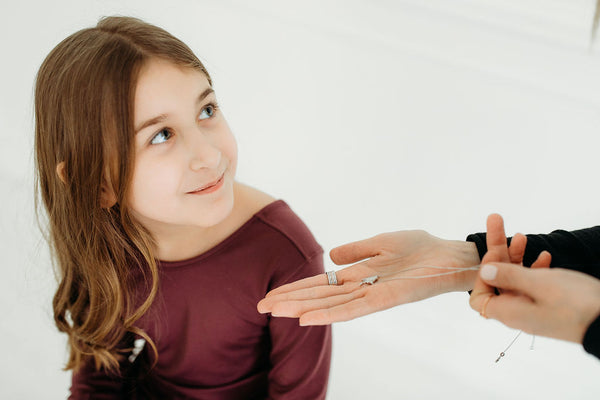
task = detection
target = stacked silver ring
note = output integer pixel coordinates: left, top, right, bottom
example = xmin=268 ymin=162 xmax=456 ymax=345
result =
xmin=326 ymin=270 xmax=338 ymax=285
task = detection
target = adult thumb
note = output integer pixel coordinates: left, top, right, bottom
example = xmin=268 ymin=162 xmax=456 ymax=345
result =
xmin=479 ymin=262 xmax=533 ymax=293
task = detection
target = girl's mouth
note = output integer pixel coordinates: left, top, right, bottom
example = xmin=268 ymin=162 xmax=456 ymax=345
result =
xmin=188 ymin=174 xmax=225 ymax=195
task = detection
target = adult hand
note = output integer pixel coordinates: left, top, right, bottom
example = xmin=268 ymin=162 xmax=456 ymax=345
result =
xmin=470 ymin=262 xmax=600 ymax=343
xmin=470 ymin=214 xmax=600 ymax=343
xmin=258 ymin=229 xmax=483 ymax=325
xmin=475 ymin=213 xmax=551 ymax=296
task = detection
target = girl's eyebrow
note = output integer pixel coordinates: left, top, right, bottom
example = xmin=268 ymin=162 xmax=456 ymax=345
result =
xmin=135 ymin=87 xmax=215 ymax=134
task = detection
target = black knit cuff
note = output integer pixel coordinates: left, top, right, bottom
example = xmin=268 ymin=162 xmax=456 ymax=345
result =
xmin=466 ymin=233 xmax=487 ymax=260
xmin=583 ymin=313 xmax=600 ymax=360
xmin=465 ymin=234 xmax=486 ymax=295
xmin=466 ymin=233 xmax=515 ymax=261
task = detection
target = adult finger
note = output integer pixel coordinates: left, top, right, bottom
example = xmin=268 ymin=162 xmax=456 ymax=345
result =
xmin=473 ymin=214 xmax=511 ymax=299
xmin=469 ymin=273 xmax=497 ymax=313
xmin=486 ymin=214 xmax=508 ymax=251
xmin=478 ymin=263 xmax=537 ymax=294
xmin=479 ymin=292 xmax=537 ymax=328
xmin=508 ymin=233 xmax=527 ymax=264
xmin=531 ymin=250 xmax=551 ymax=269
xmin=480 ymin=214 xmax=511 ymax=265
xmin=329 ymin=236 xmax=381 ymax=265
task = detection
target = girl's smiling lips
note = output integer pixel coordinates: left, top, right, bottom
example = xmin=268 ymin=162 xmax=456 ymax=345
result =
xmin=187 ymin=173 xmax=225 ymax=195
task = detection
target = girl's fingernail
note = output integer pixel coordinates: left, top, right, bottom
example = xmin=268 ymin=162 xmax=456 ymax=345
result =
xmin=480 ymin=264 xmax=497 ymax=280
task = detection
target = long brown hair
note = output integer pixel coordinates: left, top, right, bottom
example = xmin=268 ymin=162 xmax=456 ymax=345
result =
xmin=35 ymin=16 xmax=211 ymax=372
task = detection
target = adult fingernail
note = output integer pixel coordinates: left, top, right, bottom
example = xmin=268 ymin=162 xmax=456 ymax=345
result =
xmin=480 ymin=264 xmax=497 ymax=280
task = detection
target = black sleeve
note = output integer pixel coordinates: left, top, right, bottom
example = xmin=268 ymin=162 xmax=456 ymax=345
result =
xmin=466 ymin=225 xmax=600 ymax=361
xmin=466 ymin=226 xmax=600 ymax=279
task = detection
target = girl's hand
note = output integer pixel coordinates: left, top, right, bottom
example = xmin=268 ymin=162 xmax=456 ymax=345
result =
xmin=470 ymin=262 xmax=600 ymax=343
xmin=258 ymin=230 xmax=483 ymax=325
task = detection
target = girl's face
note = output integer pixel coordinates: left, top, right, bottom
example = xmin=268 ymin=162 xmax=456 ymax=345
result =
xmin=129 ymin=58 xmax=238 ymax=234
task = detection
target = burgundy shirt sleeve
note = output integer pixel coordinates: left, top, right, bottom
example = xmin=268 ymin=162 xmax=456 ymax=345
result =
xmin=69 ymin=357 xmax=127 ymax=399
xmin=69 ymin=200 xmax=332 ymax=398
xmin=266 ymin=252 xmax=332 ymax=400
xmin=69 ymin=332 xmax=143 ymax=399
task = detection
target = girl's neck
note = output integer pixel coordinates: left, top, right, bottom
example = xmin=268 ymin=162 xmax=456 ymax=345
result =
xmin=152 ymin=182 xmax=275 ymax=262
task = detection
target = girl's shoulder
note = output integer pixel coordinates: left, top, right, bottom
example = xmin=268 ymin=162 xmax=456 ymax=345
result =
xmin=233 ymin=183 xmax=321 ymax=259
xmin=234 ymin=182 xmax=276 ymax=216
xmin=236 ymin=184 xmax=322 ymax=262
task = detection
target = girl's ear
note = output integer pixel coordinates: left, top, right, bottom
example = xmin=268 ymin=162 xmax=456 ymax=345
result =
xmin=100 ymin=179 xmax=118 ymax=208
xmin=56 ymin=162 xmax=67 ymax=184
xmin=57 ymin=162 xmax=117 ymax=208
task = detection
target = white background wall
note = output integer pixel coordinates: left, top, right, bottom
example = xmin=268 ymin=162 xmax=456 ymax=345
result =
xmin=2 ymin=0 xmax=600 ymax=398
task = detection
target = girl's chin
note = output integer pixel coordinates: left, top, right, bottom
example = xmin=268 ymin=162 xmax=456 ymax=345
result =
xmin=197 ymin=195 xmax=236 ymax=226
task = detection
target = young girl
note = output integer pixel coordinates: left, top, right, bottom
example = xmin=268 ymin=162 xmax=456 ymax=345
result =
xmin=35 ymin=16 xmax=331 ymax=399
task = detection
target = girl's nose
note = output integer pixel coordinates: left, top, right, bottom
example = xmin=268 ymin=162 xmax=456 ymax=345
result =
xmin=187 ymin=134 xmax=222 ymax=171
xmin=189 ymin=146 xmax=221 ymax=171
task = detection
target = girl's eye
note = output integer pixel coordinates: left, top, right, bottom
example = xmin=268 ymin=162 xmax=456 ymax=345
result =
xmin=150 ymin=129 xmax=173 ymax=145
xmin=199 ymin=104 xmax=217 ymax=120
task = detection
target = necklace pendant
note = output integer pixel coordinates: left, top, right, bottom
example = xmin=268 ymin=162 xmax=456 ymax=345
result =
xmin=360 ymin=275 xmax=379 ymax=286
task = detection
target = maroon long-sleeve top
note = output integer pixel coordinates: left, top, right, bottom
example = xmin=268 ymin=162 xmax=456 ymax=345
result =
xmin=70 ymin=200 xmax=331 ymax=399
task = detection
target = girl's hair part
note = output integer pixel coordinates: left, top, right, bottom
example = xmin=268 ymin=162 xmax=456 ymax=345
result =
xmin=35 ymin=16 xmax=210 ymax=372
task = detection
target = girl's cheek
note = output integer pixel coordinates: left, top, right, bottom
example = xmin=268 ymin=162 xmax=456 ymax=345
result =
xmin=225 ymin=134 xmax=239 ymax=166
xmin=151 ymin=164 xmax=179 ymax=188
xmin=134 ymin=158 xmax=173 ymax=192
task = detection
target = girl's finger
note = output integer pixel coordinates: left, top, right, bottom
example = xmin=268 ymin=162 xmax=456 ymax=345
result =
xmin=264 ymin=260 xmax=373 ymax=298
xmin=329 ymin=236 xmax=381 ymax=265
xmin=257 ymin=282 xmax=359 ymax=313
xmin=264 ymin=274 xmax=328 ymax=298
xmin=271 ymin=289 xmax=366 ymax=318
xmin=299 ymin=296 xmax=374 ymax=326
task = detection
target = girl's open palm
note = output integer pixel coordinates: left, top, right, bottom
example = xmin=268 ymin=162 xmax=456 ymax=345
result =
xmin=258 ymin=230 xmax=483 ymax=325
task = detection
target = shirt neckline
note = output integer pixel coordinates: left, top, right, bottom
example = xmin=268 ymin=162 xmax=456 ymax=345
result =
xmin=158 ymin=199 xmax=286 ymax=268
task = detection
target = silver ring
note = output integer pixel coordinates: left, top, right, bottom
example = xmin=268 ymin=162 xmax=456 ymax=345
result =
xmin=326 ymin=271 xmax=338 ymax=285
